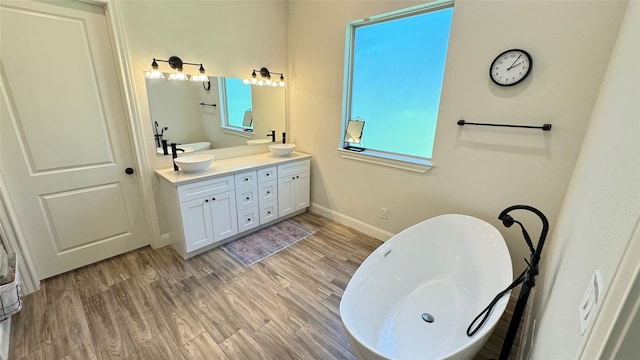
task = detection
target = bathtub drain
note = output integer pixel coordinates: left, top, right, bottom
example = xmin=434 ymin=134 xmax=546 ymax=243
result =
xmin=422 ymin=313 xmax=434 ymax=323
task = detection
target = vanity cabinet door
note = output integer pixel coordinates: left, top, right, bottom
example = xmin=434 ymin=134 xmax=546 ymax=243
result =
xmin=278 ymin=171 xmax=310 ymax=217
xmin=210 ymin=190 xmax=239 ymax=242
xmin=293 ymin=171 xmax=310 ymax=210
xmin=180 ymin=197 xmax=214 ymax=253
xmin=277 ymin=160 xmax=311 ymax=218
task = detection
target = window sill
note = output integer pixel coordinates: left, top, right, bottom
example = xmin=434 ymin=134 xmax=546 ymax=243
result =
xmin=337 ymin=148 xmax=433 ymax=173
xmin=221 ymin=126 xmax=254 ymax=139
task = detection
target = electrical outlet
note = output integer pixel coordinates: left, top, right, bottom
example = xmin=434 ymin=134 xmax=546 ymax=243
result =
xmin=380 ymin=207 xmax=388 ymax=219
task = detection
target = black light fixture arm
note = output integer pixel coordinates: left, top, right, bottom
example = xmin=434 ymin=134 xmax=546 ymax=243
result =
xmin=153 ymin=56 xmax=203 ymax=71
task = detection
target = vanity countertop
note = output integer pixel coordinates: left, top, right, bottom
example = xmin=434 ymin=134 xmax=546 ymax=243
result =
xmin=155 ymin=151 xmax=311 ymax=186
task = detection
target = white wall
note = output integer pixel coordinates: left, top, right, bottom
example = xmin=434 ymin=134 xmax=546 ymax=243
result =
xmin=531 ymin=1 xmax=639 ymax=358
xmin=287 ymin=0 xmax=626 ymax=269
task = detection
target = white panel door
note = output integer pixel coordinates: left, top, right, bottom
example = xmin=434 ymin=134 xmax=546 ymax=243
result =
xmin=0 ymin=0 xmax=148 ymax=278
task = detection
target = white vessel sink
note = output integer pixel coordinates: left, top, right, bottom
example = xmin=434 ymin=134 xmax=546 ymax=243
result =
xmin=247 ymin=139 xmax=272 ymax=145
xmin=269 ymin=143 xmax=296 ymax=157
xmin=174 ymin=154 xmax=214 ymax=173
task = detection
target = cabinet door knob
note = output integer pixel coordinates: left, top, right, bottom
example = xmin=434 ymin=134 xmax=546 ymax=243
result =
xmin=267 ymin=211 xmax=271 ymax=215
xmin=266 ymin=191 xmax=270 ymax=195
xmin=205 ymin=199 xmax=209 ymax=202
xmin=247 ymin=218 xmax=251 ymax=222
xmin=211 ymin=197 xmax=216 ymax=201
xmin=125 ymin=167 xmax=135 ymax=175
xmin=246 ymin=197 xmax=250 ymax=200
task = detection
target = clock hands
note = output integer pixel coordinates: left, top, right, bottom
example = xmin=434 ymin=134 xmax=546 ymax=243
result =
xmin=507 ymin=54 xmax=522 ymax=70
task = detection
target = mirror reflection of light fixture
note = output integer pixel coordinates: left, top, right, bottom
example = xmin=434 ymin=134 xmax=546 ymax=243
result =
xmin=344 ymin=119 xmax=365 ymax=152
xmin=243 ymin=67 xmax=285 ymax=87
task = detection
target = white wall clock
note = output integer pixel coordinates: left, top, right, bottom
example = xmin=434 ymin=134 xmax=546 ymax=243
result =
xmin=489 ymin=49 xmax=532 ymax=86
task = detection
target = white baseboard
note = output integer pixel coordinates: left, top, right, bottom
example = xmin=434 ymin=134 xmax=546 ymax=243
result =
xmin=0 ymin=318 xmax=10 ymax=360
xmin=309 ymin=203 xmax=394 ymax=241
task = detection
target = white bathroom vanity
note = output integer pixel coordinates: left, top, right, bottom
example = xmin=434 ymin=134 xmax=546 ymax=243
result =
xmin=155 ymin=151 xmax=311 ymax=258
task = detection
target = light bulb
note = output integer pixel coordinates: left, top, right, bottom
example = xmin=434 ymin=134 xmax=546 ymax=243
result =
xmin=168 ymin=69 xmax=188 ymax=81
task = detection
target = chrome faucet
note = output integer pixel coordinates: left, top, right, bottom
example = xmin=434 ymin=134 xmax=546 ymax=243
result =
xmin=282 ymin=132 xmax=286 ymax=144
xmin=267 ymin=130 xmax=276 ymax=142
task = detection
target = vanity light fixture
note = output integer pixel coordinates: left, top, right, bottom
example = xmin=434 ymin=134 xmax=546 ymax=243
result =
xmin=243 ymin=67 xmax=285 ymax=87
xmin=146 ymin=59 xmax=164 ymax=79
xmin=145 ymin=56 xmax=209 ymax=83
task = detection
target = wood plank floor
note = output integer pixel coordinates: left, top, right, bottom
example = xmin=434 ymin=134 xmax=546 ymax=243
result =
xmin=9 ymin=211 xmax=520 ymax=359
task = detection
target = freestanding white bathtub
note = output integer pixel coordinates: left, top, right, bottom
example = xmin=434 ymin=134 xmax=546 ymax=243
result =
xmin=340 ymin=214 xmax=512 ymax=360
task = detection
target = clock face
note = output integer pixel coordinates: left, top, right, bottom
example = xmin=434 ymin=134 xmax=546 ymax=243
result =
xmin=490 ymin=49 xmax=532 ymax=86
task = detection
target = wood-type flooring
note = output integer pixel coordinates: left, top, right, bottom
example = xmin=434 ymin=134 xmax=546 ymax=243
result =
xmin=9 ymin=211 xmax=520 ymax=359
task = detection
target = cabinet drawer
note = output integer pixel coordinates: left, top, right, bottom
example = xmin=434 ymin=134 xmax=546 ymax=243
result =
xmin=258 ymin=180 xmax=278 ymax=202
xmin=278 ymin=160 xmax=310 ymax=178
xmin=236 ymin=186 xmax=259 ymax=209
xmin=178 ymin=175 xmax=234 ymax=202
xmin=238 ymin=206 xmax=259 ymax=233
xmin=257 ymin=167 xmax=277 ymax=183
xmin=259 ymin=201 xmax=278 ymax=225
xmin=235 ymin=171 xmax=257 ymax=189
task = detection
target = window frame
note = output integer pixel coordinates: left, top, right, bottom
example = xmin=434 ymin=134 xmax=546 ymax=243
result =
xmin=339 ymin=0 xmax=454 ymax=173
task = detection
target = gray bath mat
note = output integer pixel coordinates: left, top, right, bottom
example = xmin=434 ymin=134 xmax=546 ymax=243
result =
xmin=220 ymin=220 xmax=314 ymax=267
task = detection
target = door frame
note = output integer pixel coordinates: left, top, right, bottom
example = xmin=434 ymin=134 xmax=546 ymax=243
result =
xmin=0 ymin=0 xmax=162 ymax=293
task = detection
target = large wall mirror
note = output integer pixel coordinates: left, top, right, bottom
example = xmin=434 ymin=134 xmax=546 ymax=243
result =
xmin=145 ymin=74 xmax=285 ymax=155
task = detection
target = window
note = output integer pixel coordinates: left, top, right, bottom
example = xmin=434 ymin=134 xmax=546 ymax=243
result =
xmin=342 ymin=1 xmax=453 ymax=164
xmin=220 ymin=77 xmax=252 ymax=131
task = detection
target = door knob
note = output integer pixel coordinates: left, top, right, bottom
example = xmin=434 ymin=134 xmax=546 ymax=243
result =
xmin=125 ymin=167 xmax=135 ymax=175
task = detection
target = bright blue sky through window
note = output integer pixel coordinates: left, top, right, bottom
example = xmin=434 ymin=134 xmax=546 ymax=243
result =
xmin=225 ymin=78 xmax=252 ymax=128
xmin=350 ymin=7 xmax=453 ymax=158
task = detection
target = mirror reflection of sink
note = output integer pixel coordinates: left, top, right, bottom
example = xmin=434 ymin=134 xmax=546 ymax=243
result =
xmin=174 ymin=154 xmax=215 ymax=173
xmin=247 ymin=139 xmax=272 ymax=145
xmin=157 ymin=146 xmax=193 ymax=155
xmin=156 ymin=141 xmax=210 ymax=155
xmin=269 ymin=143 xmax=296 ymax=157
